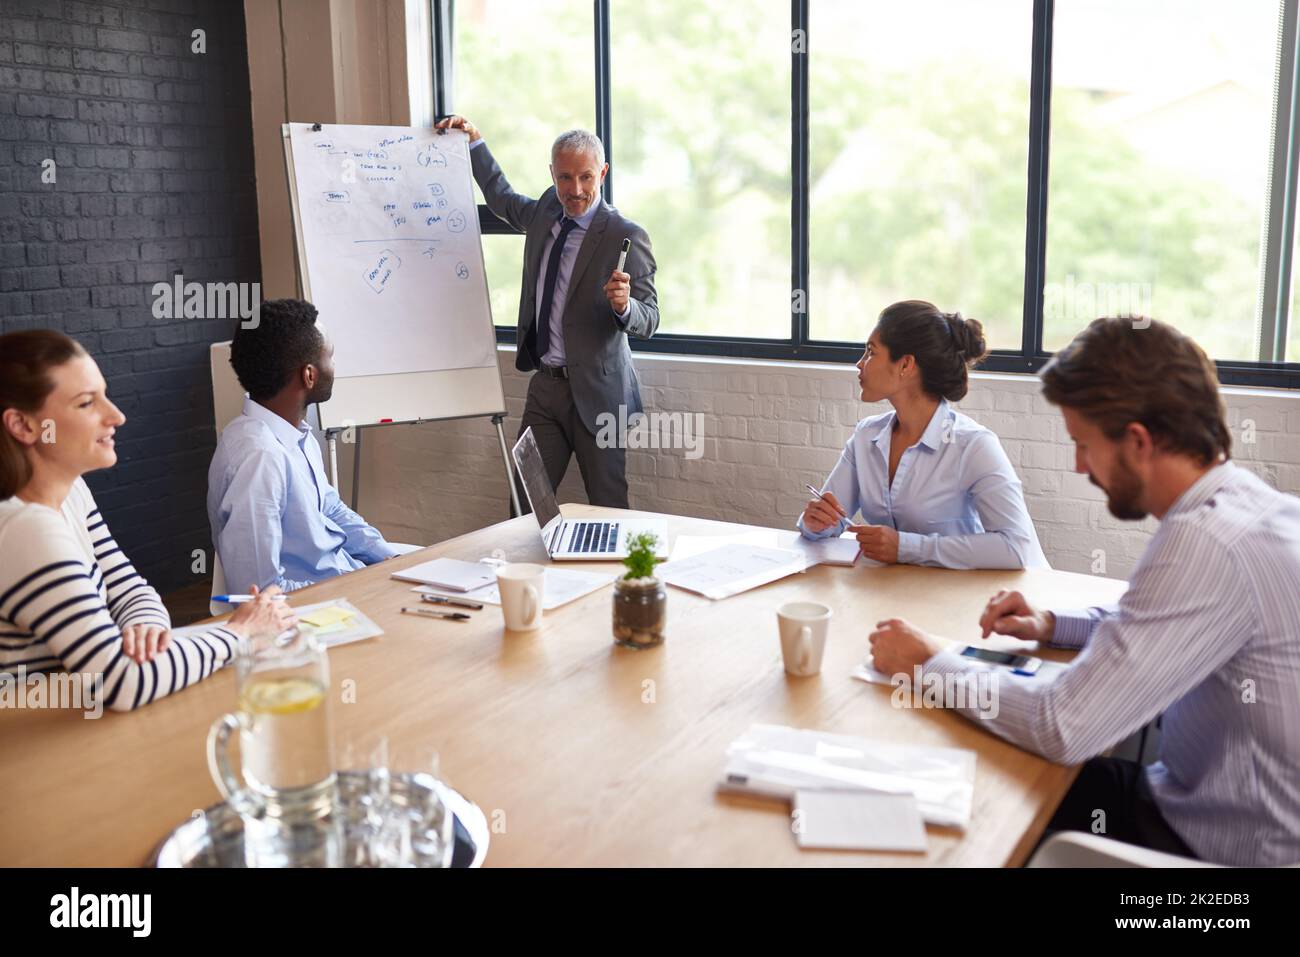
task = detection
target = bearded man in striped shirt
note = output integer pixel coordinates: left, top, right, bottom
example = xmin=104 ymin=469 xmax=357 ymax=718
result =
xmin=869 ymin=317 xmax=1300 ymax=867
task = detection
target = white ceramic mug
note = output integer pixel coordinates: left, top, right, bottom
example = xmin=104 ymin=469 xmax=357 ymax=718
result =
xmin=496 ymin=563 xmax=545 ymax=631
xmin=777 ymin=601 xmax=832 ymax=676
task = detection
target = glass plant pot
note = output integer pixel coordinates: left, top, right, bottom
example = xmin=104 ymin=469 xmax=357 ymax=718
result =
xmin=612 ymin=577 xmax=666 ymax=649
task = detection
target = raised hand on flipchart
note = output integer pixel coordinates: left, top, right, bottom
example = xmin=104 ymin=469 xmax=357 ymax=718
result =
xmin=435 ymin=114 xmax=482 ymax=143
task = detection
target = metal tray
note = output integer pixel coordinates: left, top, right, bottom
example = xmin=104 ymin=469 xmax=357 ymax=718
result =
xmin=148 ymin=771 xmax=489 ymax=868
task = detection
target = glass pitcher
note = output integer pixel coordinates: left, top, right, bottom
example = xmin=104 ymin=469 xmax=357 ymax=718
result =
xmin=206 ymin=626 xmax=340 ymax=866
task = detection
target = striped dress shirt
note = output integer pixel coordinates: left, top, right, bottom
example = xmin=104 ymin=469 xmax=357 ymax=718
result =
xmin=925 ymin=462 xmax=1300 ymax=866
xmin=0 ymin=478 xmax=241 ymax=712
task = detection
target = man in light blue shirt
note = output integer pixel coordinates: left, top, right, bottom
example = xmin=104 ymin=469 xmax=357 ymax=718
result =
xmin=208 ymin=299 xmax=400 ymax=594
xmin=869 ymin=317 xmax=1300 ymax=866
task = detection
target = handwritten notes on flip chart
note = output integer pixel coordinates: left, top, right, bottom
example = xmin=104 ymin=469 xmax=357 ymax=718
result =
xmin=286 ymin=124 xmax=497 ymax=379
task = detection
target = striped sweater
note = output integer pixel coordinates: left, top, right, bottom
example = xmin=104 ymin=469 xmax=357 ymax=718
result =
xmin=0 ymin=478 xmax=240 ymax=712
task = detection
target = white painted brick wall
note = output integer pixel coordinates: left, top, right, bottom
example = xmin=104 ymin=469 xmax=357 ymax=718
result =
xmin=345 ymin=347 xmax=1300 ymax=580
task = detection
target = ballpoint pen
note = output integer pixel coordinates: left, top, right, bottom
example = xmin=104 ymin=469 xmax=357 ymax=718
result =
xmin=420 ymin=594 xmax=484 ymax=610
xmin=804 ymin=484 xmax=848 ymax=518
xmin=401 ymin=606 xmax=471 ymax=622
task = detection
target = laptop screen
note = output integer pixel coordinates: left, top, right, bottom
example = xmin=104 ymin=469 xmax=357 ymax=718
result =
xmin=511 ymin=428 xmax=562 ymax=539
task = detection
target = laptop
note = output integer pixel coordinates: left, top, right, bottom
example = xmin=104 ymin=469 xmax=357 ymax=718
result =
xmin=511 ymin=427 xmax=669 ymax=561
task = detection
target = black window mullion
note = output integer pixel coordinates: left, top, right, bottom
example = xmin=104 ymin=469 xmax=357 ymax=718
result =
xmin=595 ymin=0 xmax=612 ymax=205
xmin=431 ymin=0 xmax=452 ymax=120
xmin=792 ymin=0 xmax=810 ymax=353
xmin=1258 ymin=0 xmax=1300 ymax=362
xmin=1022 ymin=0 xmax=1055 ymax=359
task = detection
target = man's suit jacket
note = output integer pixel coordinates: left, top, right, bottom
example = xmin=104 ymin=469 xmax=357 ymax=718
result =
xmin=470 ymin=142 xmax=659 ymax=435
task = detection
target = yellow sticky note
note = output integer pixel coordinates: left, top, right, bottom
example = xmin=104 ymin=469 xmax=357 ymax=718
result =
xmin=301 ymin=605 xmax=355 ymax=628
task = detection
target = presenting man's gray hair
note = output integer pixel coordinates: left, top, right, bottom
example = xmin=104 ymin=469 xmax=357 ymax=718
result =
xmin=551 ymin=129 xmax=605 ymax=168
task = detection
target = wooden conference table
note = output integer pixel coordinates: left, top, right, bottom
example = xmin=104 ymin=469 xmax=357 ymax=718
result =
xmin=0 ymin=506 xmax=1127 ymax=867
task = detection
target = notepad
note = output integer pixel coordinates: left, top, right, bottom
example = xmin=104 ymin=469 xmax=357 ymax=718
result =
xmin=300 ymin=605 xmax=355 ymax=629
xmin=175 ymin=598 xmax=383 ymax=649
xmin=776 ymin=531 xmax=862 ymax=567
xmin=793 ymin=788 xmax=927 ymax=852
xmin=390 ymin=557 xmax=497 ymax=592
xmin=293 ymin=599 xmax=383 ymax=648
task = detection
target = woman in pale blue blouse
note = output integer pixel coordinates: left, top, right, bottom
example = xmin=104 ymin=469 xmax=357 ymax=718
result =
xmin=799 ymin=300 xmax=1048 ymax=569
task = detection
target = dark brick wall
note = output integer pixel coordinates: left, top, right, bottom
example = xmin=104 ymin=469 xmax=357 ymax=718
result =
xmin=0 ymin=0 xmax=259 ymax=593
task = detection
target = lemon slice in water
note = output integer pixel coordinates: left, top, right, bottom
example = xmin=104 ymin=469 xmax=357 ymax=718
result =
xmin=239 ymin=676 xmax=325 ymax=715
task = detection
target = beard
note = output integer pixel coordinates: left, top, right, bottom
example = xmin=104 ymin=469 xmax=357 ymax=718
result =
xmin=1090 ymin=454 xmax=1147 ymax=521
xmin=307 ymin=373 xmax=334 ymax=406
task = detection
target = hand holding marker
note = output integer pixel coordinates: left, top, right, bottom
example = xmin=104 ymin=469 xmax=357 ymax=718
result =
xmin=605 ymin=238 xmax=633 ymax=315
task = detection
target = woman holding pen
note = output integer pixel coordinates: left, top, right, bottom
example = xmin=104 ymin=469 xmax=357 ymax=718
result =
xmin=799 ymin=301 xmax=1047 ymax=570
xmin=0 ymin=331 xmax=295 ymax=711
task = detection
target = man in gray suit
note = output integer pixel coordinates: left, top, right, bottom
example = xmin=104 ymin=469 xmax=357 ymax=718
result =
xmin=436 ymin=115 xmax=659 ymax=509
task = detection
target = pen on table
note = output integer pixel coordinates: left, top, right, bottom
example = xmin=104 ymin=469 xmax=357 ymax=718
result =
xmin=616 ymin=237 xmax=631 ymax=274
xmin=212 ymin=594 xmax=289 ymax=603
xmin=804 ymin=484 xmax=848 ymax=518
xmin=421 ymin=594 xmax=484 ymax=611
xmin=402 ymin=606 xmax=471 ymax=622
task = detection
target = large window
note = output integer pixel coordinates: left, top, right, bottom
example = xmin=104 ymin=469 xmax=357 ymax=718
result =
xmin=436 ymin=0 xmax=1300 ymax=387
xmin=1044 ymin=0 xmax=1281 ymax=360
xmin=450 ymin=0 xmax=595 ymax=328
xmin=810 ymin=0 xmax=1033 ymax=348
xmin=610 ymin=2 xmax=791 ymax=338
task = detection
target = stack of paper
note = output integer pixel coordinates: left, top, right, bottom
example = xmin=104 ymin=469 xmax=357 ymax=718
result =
xmin=657 ymin=544 xmax=810 ymax=600
xmin=669 ymin=530 xmax=864 ymax=568
xmin=719 ymin=724 xmax=976 ymax=831
xmin=667 ymin=531 xmax=778 ymax=562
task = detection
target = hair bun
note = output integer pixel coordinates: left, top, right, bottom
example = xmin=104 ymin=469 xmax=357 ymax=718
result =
xmin=945 ymin=313 xmax=988 ymax=365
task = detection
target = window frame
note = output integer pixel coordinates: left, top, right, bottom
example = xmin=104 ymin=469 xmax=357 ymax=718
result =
xmin=433 ymin=0 xmax=1300 ymax=388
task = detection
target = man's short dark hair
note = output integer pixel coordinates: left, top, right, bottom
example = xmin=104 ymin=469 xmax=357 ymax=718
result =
xmin=1040 ymin=316 xmax=1231 ymax=466
xmin=230 ymin=299 xmax=324 ymax=401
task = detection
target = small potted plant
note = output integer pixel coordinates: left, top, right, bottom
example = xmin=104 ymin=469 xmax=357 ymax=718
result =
xmin=612 ymin=532 xmax=666 ymax=648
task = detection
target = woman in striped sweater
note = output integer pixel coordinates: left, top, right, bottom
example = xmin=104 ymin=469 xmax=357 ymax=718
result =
xmin=0 ymin=330 xmax=295 ymax=712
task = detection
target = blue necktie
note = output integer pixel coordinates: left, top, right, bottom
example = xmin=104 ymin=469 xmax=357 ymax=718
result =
xmin=536 ymin=215 xmax=579 ymax=362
